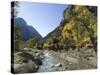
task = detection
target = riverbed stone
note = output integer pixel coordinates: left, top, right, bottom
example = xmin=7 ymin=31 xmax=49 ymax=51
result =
xmin=54 ymin=63 xmax=62 ymax=67
xmin=14 ymin=60 xmax=38 ymax=73
xmin=12 ymin=49 xmax=43 ymax=73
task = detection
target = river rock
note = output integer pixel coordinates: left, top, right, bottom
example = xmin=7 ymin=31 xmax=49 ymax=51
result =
xmin=13 ymin=51 xmax=42 ymax=73
xmin=36 ymin=52 xmax=44 ymax=59
xmin=34 ymin=57 xmax=42 ymax=65
xmin=14 ymin=60 xmax=38 ymax=73
xmin=54 ymin=63 xmax=62 ymax=67
xmin=69 ymin=62 xmax=72 ymax=65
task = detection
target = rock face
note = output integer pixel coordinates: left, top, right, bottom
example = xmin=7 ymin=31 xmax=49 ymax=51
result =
xmin=14 ymin=17 xmax=42 ymax=41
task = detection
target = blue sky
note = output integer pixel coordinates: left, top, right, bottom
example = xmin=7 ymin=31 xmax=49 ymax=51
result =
xmin=18 ymin=2 xmax=68 ymax=37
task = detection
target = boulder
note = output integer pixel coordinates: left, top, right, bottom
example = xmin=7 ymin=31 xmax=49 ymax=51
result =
xmin=54 ymin=63 xmax=62 ymax=67
xmin=14 ymin=60 xmax=38 ymax=73
xmin=12 ymin=51 xmax=42 ymax=73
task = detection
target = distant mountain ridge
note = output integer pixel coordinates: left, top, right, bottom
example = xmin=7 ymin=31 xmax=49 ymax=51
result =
xmin=14 ymin=17 xmax=42 ymax=41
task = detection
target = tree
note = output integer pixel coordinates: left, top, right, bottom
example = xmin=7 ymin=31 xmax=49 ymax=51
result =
xmin=11 ymin=1 xmax=20 ymax=18
xmin=26 ymin=37 xmax=39 ymax=48
xmin=74 ymin=6 xmax=97 ymax=51
xmin=63 ymin=5 xmax=97 ymax=51
xmin=14 ymin=25 xmax=22 ymax=51
xmin=14 ymin=25 xmax=21 ymax=40
xmin=61 ymin=19 xmax=78 ymax=50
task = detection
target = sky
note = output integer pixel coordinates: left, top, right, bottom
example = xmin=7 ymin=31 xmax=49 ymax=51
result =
xmin=18 ymin=2 xmax=68 ymax=37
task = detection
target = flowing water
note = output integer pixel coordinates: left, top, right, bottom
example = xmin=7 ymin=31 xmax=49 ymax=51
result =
xmin=37 ymin=49 xmax=96 ymax=72
xmin=38 ymin=50 xmax=58 ymax=72
xmin=37 ymin=50 xmax=67 ymax=72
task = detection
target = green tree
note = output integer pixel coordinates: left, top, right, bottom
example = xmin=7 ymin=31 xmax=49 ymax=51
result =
xmin=14 ymin=25 xmax=22 ymax=51
xmin=26 ymin=37 xmax=39 ymax=48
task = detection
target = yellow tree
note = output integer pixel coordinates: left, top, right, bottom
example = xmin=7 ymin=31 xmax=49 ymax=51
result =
xmin=63 ymin=5 xmax=97 ymax=51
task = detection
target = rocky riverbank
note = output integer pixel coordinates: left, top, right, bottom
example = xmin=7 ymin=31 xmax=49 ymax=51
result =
xmin=38 ymin=47 xmax=97 ymax=72
xmin=12 ymin=48 xmax=44 ymax=74
xmin=12 ymin=47 xmax=97 ymax=73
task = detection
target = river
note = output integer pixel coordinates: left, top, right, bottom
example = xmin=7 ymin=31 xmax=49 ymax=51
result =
xmin=37 ymin=50 xmax=70 ymax=72
xmin=37 ymin=49 xmax=96 ymax=72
